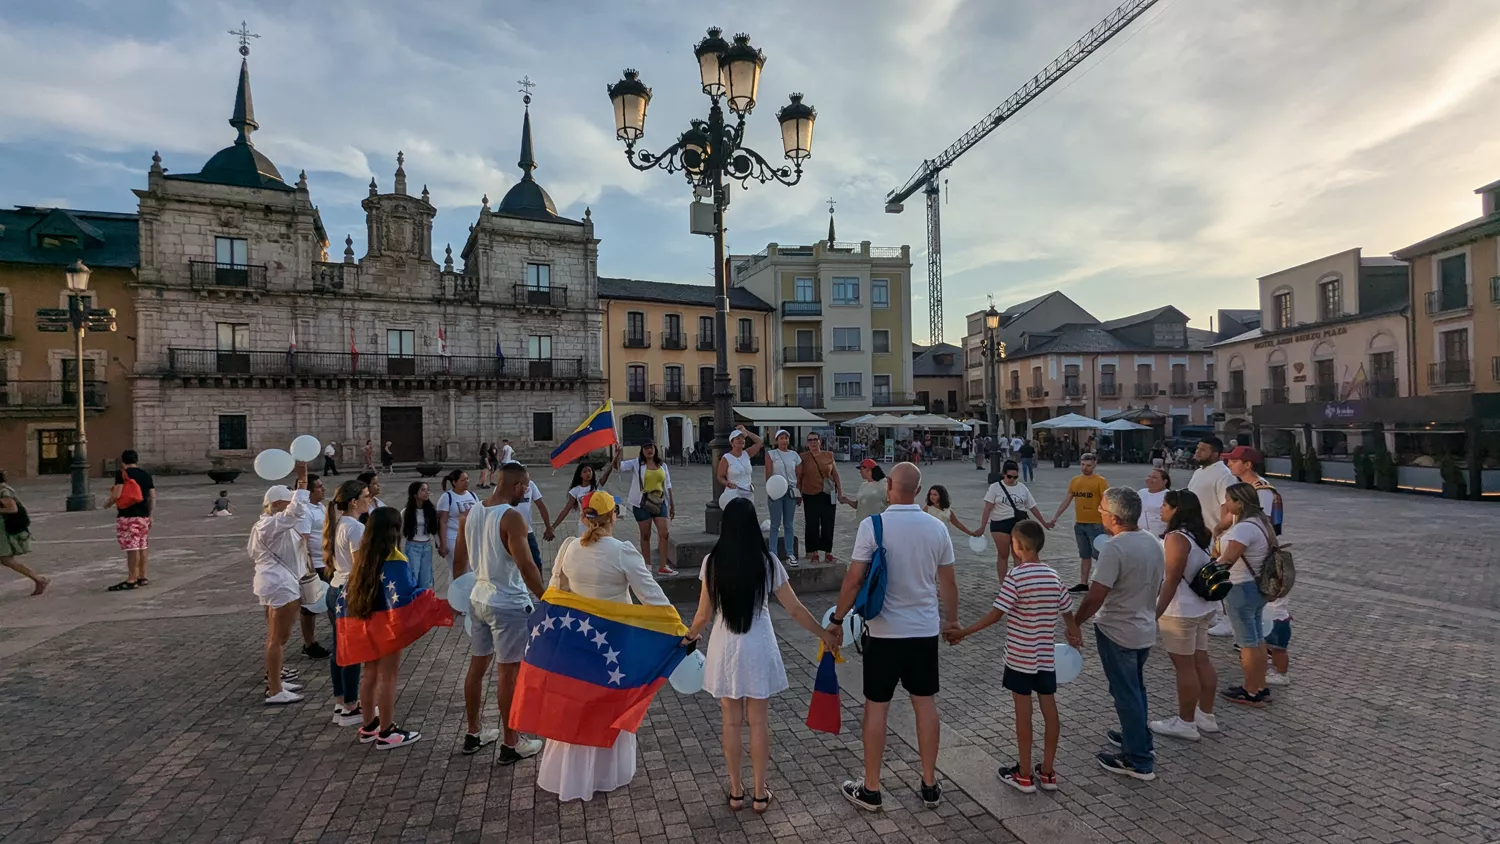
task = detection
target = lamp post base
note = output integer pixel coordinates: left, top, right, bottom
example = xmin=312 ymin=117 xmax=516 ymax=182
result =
xmin=66 ymin=448 xmax=95 ymax=512
xmin=66 ymin=493 xmax=97 ymax=512
xmin=704 ymin=501 xmax=722 ymax=535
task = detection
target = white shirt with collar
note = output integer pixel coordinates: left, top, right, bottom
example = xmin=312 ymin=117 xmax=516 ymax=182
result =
xmin=850 ymin=503 xmax=956 ymax=639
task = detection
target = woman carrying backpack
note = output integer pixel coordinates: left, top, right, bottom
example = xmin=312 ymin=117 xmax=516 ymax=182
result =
xmin=0 ymin=471 xmax=46 ymax=596
xmin=1216 ymin=482 xmax=1277 ymax=708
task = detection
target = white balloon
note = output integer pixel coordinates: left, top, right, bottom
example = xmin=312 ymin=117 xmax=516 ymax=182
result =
xmin=669 ymin=650 xmax=706 ymax=694
xmin=1093 ymin=532 xmax=1111 ymax=556
xmin=289 ymin=435 xmax=322 ymax=463
xmin=448 ymin=572 xmax=476 ymax=616
xmin=1054 ymin=643 xmax=1083 ymax=684
xmin=820 ymin=606 xmax=863 ymax=645
xmin=967 ymin=534 xmax=988 ymax=554
xmin=253 ymin=449 xmax=296 ymax=480
xmin=766 ymin=475 xmax=789 ymax=500
xmin=760 ymin=519 xmax=771 ymax=533
xmin=302 ymin=579 xmax=329 ymax=614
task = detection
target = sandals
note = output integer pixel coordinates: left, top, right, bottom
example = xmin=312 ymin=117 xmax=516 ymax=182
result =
xmin=727 ymin=793 xmax=744 ymax=811
xmin=752 ymin=789 xmax=773 ymax=814
xmin=107 ymin=580 xmax=136 ymax=592
xmin=134 ymin=578 xmax=150 ymax=587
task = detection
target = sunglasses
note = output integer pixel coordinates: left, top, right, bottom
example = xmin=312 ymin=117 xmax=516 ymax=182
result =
xmin=1004 ymin=473 xmax=1019 ymax=479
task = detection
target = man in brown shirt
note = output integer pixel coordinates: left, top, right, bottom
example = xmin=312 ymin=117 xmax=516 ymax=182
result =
xmin=795 ymin=433 xmax=844 ymax=564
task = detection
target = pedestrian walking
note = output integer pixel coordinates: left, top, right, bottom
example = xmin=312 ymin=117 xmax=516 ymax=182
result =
xmin=106 ymin=450 xmax=154 ymax=592
xmin=1216 ymin=483 xmax=1278 ymax=708
xmin=1018 ymin=438 xmax=1037 ymax=482
xmin=0 ymin=470 xmax=46 ymax=596
xmin=401 ymin=482 xmax=437 ymax=591
xmin=685 ymin=498 xmax=838 ymax=813
xmin=499 ymin=439 xmax=515 ymax=465
xmin=322 ymin=441 xmax=339 ymax=476
xmin=362 ymin=439 xmax=375 ymax=472
xmin=1072 ymin=487 xmax=1164 ymax=781
xmin=1047 ymin=453 xmax=1109 ymax=593
xmin=1138 ymin=467 xmax=1171 ymax=538
xmin=796 ymin=432 xmax=842 ymax=564
xmin=478 ymin=442 xmax=492 ymax=489
xmin=322 ymin=479 xmax=372 ymax=727
xmin=763 ymin=430 xmax=802 ymax=568
xmin=435 ymin=470 xmax=479 ymax=570
xmin=1149 ymin=489 xmax=1219 ymax=741
xmin=250 ymin=479 xmax=310 ymax=705
xmin=946 ymin=521 xmax=1079 ymax=793
xmin=828 ymin=462 xmax=958 ymax=811
xmin=615 ymin=442 xmax=676 ymax=575
xmin=972 ymin=460 xmax=1048 ymax=582
xmin=381 ymin=440 xmax=394 ymax=474
xmin=549 ymin=460 xmax=613 ymax=538
xmin=293 ymin=473 xmax=330 ymax=659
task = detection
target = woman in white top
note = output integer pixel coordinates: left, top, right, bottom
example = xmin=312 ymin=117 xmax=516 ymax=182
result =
xmin=762 ymin=430 xmax=801 ymax=568
xmin=1150 ymin=489 xmax=1220 ymax=741
xmin=971 ymin=460 xmax=1048 ymax=582
xmin=1137 ymin=467 xmax=1171 ymax=538
xmin=1217 ymin=482 xmax=1277 ymax=707
xmin=840 ymin=459 xmax=889 ymax=527
xmin=685 ymin=498 xmax=838 ymax=813
xmin=549 ymin=460 xmax=615 ymax=538
xmin=401 ymin=482 xmax=438 ymax=590
xmin=251 ymin=480 xmax=309 ymax=705
xmin=614 ymin=442 xmax=676 ymax=575
xmin=538 ymin=491 xmax=671 ymax=802
xmin=321 ymin=479 xmax=372 ymax=726
xmin=717 ymin=426 xmax=762 ymax=505
xmin=922 ymin=485 xmax=978 ymax=535
xmin=435 ymin=470 xmax=479 ymax=566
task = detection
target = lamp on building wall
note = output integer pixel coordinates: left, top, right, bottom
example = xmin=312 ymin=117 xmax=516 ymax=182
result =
xmin=982 ymin=304 xmax=1002 ymax=482
xmin=609 ymin=28 xmax=816 ymax=534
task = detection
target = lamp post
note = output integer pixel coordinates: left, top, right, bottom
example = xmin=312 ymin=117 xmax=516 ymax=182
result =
xmin=982 ymin=305 xmax=1002 ymax=484
xmin=65 ymin=259 xmax=96 ymax=512
xmin=609 ymin=28 xmax=817 ymax=534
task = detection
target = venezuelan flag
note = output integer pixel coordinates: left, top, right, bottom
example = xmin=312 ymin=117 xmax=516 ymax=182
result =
xmin=511 ymin=587 xmax=689 ymax=748
xmin=805 ymin=648 xmax=841 ymax=734
xmin=335 ymin=551 xmax=454 ymax=666
xmin=549 ymin=399 xmax=618 ymax=468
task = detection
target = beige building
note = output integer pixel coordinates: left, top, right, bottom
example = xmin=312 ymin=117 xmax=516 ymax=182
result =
xmin=962 ymin=292 xmax=1098 ymax=427
xmin=911 ymin=342 xmax=964 ymax=415
xmin=731 ymin=234 xmax=918 ymax=423
xmin=598 ymin=277 xmax=773 ymax=455
xmin=0 ymin=207 xmax=138 ymax=477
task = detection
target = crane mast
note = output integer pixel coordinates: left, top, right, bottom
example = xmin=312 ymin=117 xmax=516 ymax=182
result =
xmin=885 ymin=0 xmax=1161 ymax=343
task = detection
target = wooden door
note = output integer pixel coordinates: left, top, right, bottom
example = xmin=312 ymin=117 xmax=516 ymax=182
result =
xmin=37 ymin=429 xmax=75 ymax=475
xmin=380 ymin=407 xmax=424 ymax=462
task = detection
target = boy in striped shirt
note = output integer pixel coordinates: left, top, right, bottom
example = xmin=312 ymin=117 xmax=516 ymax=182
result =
xmin=948 ymin=520 xmax=1080 ymax=793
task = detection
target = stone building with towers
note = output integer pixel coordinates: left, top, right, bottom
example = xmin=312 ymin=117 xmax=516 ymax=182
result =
xmin=129 ymin=41 xmax=605 ymax=470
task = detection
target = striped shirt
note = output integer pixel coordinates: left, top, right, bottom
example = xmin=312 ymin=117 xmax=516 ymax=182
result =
xmin=992 ymin=562 xmax=1071 ymax=673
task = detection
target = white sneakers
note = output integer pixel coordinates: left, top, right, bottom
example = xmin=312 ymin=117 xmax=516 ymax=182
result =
xmin=1195 ymin=708 xmax=1220 ymax=733
xmin=265 ymin=689 xmax=305 ymax=706
xmin=1148 ymin=716 xmax=1200 ymax=741
xmin=1266 ymin=669 xmax=1290 ymax=686
xmin=1207 ymin=618 xmax=1234 ymax=637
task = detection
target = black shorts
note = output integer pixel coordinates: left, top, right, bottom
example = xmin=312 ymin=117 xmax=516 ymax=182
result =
xmin=1002 ymin=666 xmax=1057 ymax=696
xmin=990 ymin=516 xmax=1025 ymax=534
xmin=862 ymin=635 xmax=940 ymax=702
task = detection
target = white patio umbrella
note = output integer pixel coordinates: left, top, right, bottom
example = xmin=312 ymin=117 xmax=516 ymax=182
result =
xmin=844 ymin=414 xmax=877 ymax=426
xmin=1101 ymin=419 xmax=1152 ymax=432
xmin=1031 ymin=412 xmax=1106 ymax=430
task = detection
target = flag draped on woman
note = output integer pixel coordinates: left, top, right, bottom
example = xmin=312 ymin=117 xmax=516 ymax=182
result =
xmin=549 ymin=400 xmax=618 ymax=468
xmin=335 ymin=550 xmax=453 ymax=666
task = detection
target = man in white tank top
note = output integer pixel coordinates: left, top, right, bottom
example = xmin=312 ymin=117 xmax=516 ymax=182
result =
xmin=454 ymin=463 xmax=545 ymax=762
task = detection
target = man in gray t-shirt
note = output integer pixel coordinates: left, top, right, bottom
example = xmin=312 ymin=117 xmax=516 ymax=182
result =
xmin=1074 ymin=487 xmax=1165 ymax=781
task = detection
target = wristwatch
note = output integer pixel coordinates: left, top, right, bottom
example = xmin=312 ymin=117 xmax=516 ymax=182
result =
xmin=830 ymin=613 xmax=845 ymax=626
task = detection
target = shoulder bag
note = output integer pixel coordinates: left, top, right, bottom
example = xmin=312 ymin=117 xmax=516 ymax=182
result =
xmin=998 ymin=483 xmax=1030 ymax=523
xmin=637 ymin=461 xmax=666 ymax=516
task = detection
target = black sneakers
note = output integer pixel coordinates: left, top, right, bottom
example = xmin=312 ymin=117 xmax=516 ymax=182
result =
xmin=1097 ymin=752 xmax=1156 ymax=781
xmin=920 ymin=779 xmax=942 ymax=808
xmin=841 ymin=779 xmax=882 ymax=811
xmin=302 ymin=642 xmax=330 ymax=659
xmin=1067 ymin=583 xmax=1090 ymax=594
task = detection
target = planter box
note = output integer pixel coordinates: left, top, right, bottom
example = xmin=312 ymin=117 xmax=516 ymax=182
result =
xmin=1264 ymin=457 xmax=1293 ymax=478
xmin=1396 ymin=465 xmax=1443 ymax=493
xmin=1319 ymin=460 xmax=1356 ymax=485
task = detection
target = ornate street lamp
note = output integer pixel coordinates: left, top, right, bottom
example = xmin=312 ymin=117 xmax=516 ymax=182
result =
xmin=983 ymin=305 xmax=1002 ymax=483
xmin=609 ymin=27 xmax=817 ymax=534
xmin=65 ymin=259 xmax=96 ymax=512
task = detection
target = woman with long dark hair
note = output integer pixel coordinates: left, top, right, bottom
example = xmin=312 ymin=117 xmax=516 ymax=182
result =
xmin=548 ymin=459 xmax=614 ymax=537
xmin=1150 ymin=489 xmax=1219 ymax=741
xmin=685 ymin=498 xmax=838 ymax=813
xmin=478 ymin=443 xmax=492 ymax=489
xmin=402 ymin=482 xmax=438 ymax=590
xmin=436 ymin=469 xmax=479 ymax=569
xmin=322 ymin=479 xmax=371 ymax=727
xmin=1217 ymin=482 xmax=1278 ymax=708
xmin=614 ymin=442 xmax=676 ymax=575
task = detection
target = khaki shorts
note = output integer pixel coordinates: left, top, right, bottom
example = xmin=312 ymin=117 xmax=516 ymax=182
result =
xmin=1158 ymin=612 xmax=1215 ymax=656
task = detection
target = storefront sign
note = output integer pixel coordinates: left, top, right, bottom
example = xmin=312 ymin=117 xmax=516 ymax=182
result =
xmin=1253 ymin=325 xmax=1348 ymax=349
xmin=1323 ymin=401 xmax=1359 ymax=421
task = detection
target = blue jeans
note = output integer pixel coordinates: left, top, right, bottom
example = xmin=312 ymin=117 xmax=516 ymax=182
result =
xmin=325 ymin=584 xmax=361 ymax=706
xmin=1020 ymin=457 xmax=1035 ymax=482
xmin=405 ymin=540 xmax=434 ymax=591
xmin=1224 ymin=580 xmax=1268 ymax=648
xmin=528 ymin=533 xmax=543 ymax=570
xmin=767 ymin=495 xmax=797 ymax=558
xmin=1095 ymin=626 xmax=1154 ymax=771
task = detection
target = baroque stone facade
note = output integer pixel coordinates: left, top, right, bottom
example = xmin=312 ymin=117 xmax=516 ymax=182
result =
xmin=129 ymin=52 xmax=604 ymax=471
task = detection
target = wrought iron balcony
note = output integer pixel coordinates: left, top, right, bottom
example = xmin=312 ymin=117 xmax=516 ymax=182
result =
xmin=1425 ymin=289 xmax=1469 ymax=315
xmin=0 ymin=380 xmax=108 ymax=412
xmin=1428 ymin=360 xmax=1472 ymax=388
xmin=1097 ymin=383 xmax=1121 ymax=398
xmin=1062 ymin=383 xmax=1087 ymax=399
xmin=872 ymin=391 xmax=918 ymax=408
xmin=782 ymin=345 xmax=823 ymax=364
xmin=735 ymin=335 xmax=760 ymax=353
xmin=696 ymin=332 xmax=715 ymax=351
xmin=1026 ymin=386 xmax=1045 ymax=400
xmin=786 ymin=392 xmax=823 ymax=409
xmin=623 ymin=330 xmax=651 ymax=349
xmin=660 ymin=331 xmax=687 ymax=351
xmin=188 ymin=260 xmax=267 ymax=291
xmin=1305 ymin=382 xmax=1338 ymax=403
xmin=1168 ymin=381 xmax=1193 ymax=398
xmin=1261 ymin=386 xmax=1289 ymax=405
xmin=1221 ymin=390 xmax=1247 ymax=411
xmin=1133 ymin=381 xmax=1159 ymax=398
xmin=164 ymin=348 xmax=582 ymax=381
xmin=781 ymin=299 xmax=822 ymax=317
xmin=514 ymin=284 xmax=569 ymax=309
xmin=1004 ymin=388 xmax=1021 ymax=402
xmin=649 ymin=384 xmax=706 ymax=406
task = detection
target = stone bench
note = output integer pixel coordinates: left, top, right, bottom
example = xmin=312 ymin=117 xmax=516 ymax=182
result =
xmin=659 ymin=530 xmax=845 ymax=603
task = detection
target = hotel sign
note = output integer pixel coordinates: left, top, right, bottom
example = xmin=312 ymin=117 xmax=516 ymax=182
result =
xmin=1253 ymin=325 xmax=1347 ymax=350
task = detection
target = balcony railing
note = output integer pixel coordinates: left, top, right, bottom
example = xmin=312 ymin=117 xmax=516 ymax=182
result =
xmin=1168 ymin=381 xmax=1193 ymax=397
xmin=660 ymin=331 xmax=687 ymax=351
xmin=1061 ymin=383 xmax=1086 ymax=399
xmin=786 ymin=392 xmax=823 ymax=409
xmin=1261 ymin=386 xmax=1289 ymax=405
xmin=165 ymin=348 xmax=582 ymax=380
xmin=782 ymin=345 xmax=823 ymax=364
xmin=1425 ymin=289 xmax=1469 ymax=315
xmin=1133 ymin=381 xmax=1159 ymax=398
xmin=1026 ymin=386 xmax=1045 ymax=400
xmin=188 ymin=260 xmax=267 ymax=291
xmin=735 ymin=336 xmax=759 ymax=353
xmin=872 ymin=391 xmax=918 ymax=407
xmin=513 ymin=284 xmax=568 ymax=309
xmin=1305 ymin=382 xmax=1338 ymax=403
xmin=0 ymin=380 xmax=108 ymax=411
xmin=1097 ymin=383 xmax=1121 ymax=398
xmin=310 ymin=262 xmax=349 ymax=293
xmin=782 ymin=299 xmax=822 ymax=317
xmin=447 ymin=273 xmax=480 ymax=303
xmin=1429 ymin=360 xmax=1472 ymax=388
xmin=1004 ymin=388 xmax=1021 ymax=402
xmin=648 ymin=384 xmax=707 ymax=406
xmin=1221 ymin=390 xmax=1247 ymax=411
xmin=623 ymin=330 xmax=651 ymax=349
xmin=696 ymin=332 xmax=715 ymax=351
xmin=1367 ymin=378 xmax=1399 ymax=399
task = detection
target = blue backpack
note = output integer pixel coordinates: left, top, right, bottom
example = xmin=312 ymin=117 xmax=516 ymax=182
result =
xmin=853 ymin=514 xmax=889 ymax=621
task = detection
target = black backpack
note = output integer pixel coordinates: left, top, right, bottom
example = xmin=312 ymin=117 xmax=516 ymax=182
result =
xmin=3 ymin=501 xmax=31 ymax=536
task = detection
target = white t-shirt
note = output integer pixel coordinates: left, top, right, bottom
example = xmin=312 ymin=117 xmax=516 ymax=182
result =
xmin=1187 ymin=461 xmax=1234 ymax=522
xmin=766 ymin=449 xmax=801 ymax=498
xmin=851 ymin=504 xmax=956 ymax=639
xmin=1010 ymin=437 xmax=1024 ymax=454
xmin=1137 ymin=488 xmax=1168 ymax=537
xmin=293 ymin=490 xmax=327 ymax=568
xmin=408 ymin=508 xmax=431 ymax=543
xmin=1223 ymin=519 xmax=1273 ymax=585
xmin=983 ymin=480 xmax=1036 ymax=520
xmin=465 ymin=502 xmax=532 ymax=610
xmin=330 ymin=516 xmax=364 ymax=588
xmin=722 ymin=451 xmax=754 ymax=496
xmin=437 ymin=489 xmax=480 ymax=545
xmin=513 ymin=480 xmax=544 ymax=534
xmin=323 ymin=445 xmax=335 ymax=457
xmin=500 ymin=443 xmax=515 ymax=464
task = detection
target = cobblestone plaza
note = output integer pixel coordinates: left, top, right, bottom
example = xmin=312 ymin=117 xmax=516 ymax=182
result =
xmin=0 ymin=458 xmax=1495 ymax=844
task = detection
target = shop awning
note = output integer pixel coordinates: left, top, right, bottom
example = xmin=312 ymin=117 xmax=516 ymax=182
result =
xmin=733 ymin=406 xmax=826 ymax=425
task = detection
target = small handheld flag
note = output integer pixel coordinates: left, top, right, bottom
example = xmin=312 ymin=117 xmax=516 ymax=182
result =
xmin=550 ymin=399 xmax=618 ymax=468
xmin=805 ymin=648 xmax=841 ymax=734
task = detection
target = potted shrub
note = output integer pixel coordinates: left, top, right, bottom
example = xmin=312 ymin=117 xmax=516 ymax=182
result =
xmin=1373 ymin=447 xmax=1399 ymax=492
xmin=206 ymin=456 xmax=243 ymax=484
xmin=1440 ymin=454 xmax=1467 ymax=500
xmin=1289 ymin=443 xmax=1306 ymax=482
xmin=1303 ymin=450 xmax=1323 ymax=484
xmin=1352 ymin=447 xmax=1373 ymax=490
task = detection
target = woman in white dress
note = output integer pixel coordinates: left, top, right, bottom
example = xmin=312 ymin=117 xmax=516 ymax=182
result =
xmin=538 ymin=490 xmax=672 ymax=802
xmin=685 ymin=498 xmax=838 ymax=813
xmin=717 ymin=426 xmax=762 ymax=504
xmin=249 ymin=473 xmax=309 ymax=706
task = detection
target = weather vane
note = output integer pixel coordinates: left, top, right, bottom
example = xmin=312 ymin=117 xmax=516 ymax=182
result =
xmin=518 ymin=75 xmax=536 ymax=105
xmin=229 ymin=21 xmax=259 ymax=56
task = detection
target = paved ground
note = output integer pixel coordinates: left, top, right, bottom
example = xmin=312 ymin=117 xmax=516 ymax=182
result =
xmin=1 ymin=457 xmax=1496 ymax=844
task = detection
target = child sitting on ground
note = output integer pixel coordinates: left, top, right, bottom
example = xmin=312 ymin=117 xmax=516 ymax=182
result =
xmin=210 ymin=491 xmax=233 ymax=517
xmin=947 ymin=520 xmax=1079 ymax=793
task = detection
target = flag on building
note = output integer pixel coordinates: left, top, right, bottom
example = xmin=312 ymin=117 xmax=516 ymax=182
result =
xmin=549 ymin=399 xmax=617 ymax=468
xmin=805 ymin=646 xmax=842 ymax=734
xmin=1345 ymin=363 xmax=1368 ymax=401
xmin=438 ymin=327 xmax=450 ymax=374
xmin=494 ymin=335 xmax=505 ymax=373
xmin=287 ymin=324 xmax=297 ymax=371
xmin=349 ymin=328 xmax=359 ymax=370
xmin=334 ymin=551 xmax=454 ymax=666
xmin=511 ymin=587 xmax=689 ymax=748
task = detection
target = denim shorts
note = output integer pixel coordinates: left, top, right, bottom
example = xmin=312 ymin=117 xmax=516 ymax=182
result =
xmin=469 ymin=602 xmax=533 ymax=663
xmin=1074 ymin=522 xmax=1106 ymax=559
xmin=1265 ymin=618 xmax=1292 ymax=650
xmin=1224 ymin=581 xmax=1268 ymax=648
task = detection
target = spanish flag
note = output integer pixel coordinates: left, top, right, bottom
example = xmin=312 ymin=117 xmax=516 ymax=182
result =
xmin=549 ymin=399 xmax=617 ymax=468
xmin=511 ymin=587 xmax=689 ymax=748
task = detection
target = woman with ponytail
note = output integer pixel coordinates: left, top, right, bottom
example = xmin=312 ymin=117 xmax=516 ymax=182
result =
xmin=322 ymin=479 xmax=370 ymax=727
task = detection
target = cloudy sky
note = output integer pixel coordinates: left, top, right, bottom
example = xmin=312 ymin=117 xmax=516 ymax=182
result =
xmin=3 ymin=0 xmax=1499 ymax=341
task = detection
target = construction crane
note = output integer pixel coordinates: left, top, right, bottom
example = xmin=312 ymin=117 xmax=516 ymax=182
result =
xmin=885 ymin=0 xmax=1162 ymax=344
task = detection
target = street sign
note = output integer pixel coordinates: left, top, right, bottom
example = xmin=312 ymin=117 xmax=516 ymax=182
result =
xmin=1211 ymin=412 xmax=1227 ymax=422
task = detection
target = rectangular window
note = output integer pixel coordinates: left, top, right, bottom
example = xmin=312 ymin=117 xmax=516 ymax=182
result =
xmin=737 ymin=318 xmax=752 ymax=341
xmin=386 ymin=329 xmax=415 ymax=357
xmin=1441 ymin=328 xmax=1468 ymax=364
xmin=1319 ymin=279 xmax=1341 ymax=321
xmin=626 ymin=311 xmax=645 ymax=336
xmin=60 ymin=358 xmax=97 ymax=407
xmin=664 ymin=366 xmax=684 ymax=397
xmin=0 ymin=290 xmax=9 ymax=336
xmin=872 ymin=329 xmax=891 ymax=354
xmin=1100 ymin=364 xmax=1117 ymax=390
xmin=1439 ymin=254 xmax=1467 ymax=309
xmin=526 ymin=263 xmax=551 ymax=290
xmin=1370 ymin=351 xmax=1395 ymax=379
xmin=216 ymin=322 xmax=250 ymax=351
xmin=215 ymin=236 xmax=248 ymax=266
xmin=1152 ymin=322 xmax=1186 ymax=347
xmin=1064 ymin=364 xmax=1080 ymax=392
xmin=872 ymin=374 xmax=891 ymax=400
xmin=794 ymin=277 xmax=815 ymax=302
xmin=528 ymin=335 xmax=551 ymax=358
xmin=1031 ymin=366 xmax=1042 ymax=387
xmin=533 ymin=412 xmax=554 ymax=442
xmin=871 ymin=278 xmax=890 ymax=308
xmin=831 ymin=277 xmax=860 ymax=305
xmin=217 ymin=414 xmax=248 ymax=450
xmin=833 ymin=372 xmax=862 ymax=398
xmin=738 ymin=367 xmax=755 ymax=403
xmin=1136 ymin=363 xmax=1152 ymax=382
xmin=1205 ymin=361 xmax=1215 ymax=383
xmin=1268 ymin=364 xmax=1287 ymax=388
xmin=832 ymin=327 xmax=861 ymax=351
xmin=699 ymin=315 xmax=714 ymax=337
xmin=1274 ymin=291 xmax=1293 ymax=330
xmin=1171 ymin=363 xmax=1187 ymax=387
xmin=699 ymin=366 xmax=714 ymax=394
xmin=1314 ymin=358 xmax=1335 ymax=385
xmin=627 ymin=364 xmax=646 ymax=402
xmin=664 ymin=313 xmax=681 ymax=335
